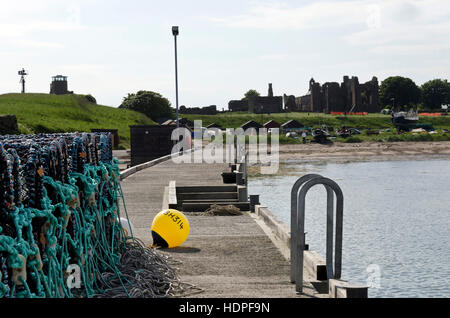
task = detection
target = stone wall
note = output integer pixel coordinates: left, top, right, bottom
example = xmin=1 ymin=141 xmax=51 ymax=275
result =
xmin=229 ymin=100 xmax=249 ymax=112
xmin=248 ymin=96 xmax=283 ymax=114
xmin=179 ymin=105 xmax=217 ymax=115
xmin=0 ymin=115 xmax=19 ymax=134
xmin=229 ymin=83 xmax=283 ymax=114
xmin=359 ymin=77 xmax=379 ymax=113
xmin=310 ymin=79 xmax=323 ymax=113
xmin=284 ymin=94 xmax=297 ymax=112
xmin=50 ymin=79 xmax=69 ymax=95
xmin=323 ymin=82 xmax=345 ymax=113
xmin=292 ymin=76 xmax=380 ymax=113
xmin=295 ymin=95 xmax=311 ymax=112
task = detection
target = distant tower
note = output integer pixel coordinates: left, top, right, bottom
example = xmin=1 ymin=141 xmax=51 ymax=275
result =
xmin=18 ymin=68 xmax=28 ymax=93
xmin=50 ymin=75 xmax=69 ymax=95
xmin=268 ymin=83 xmax=274 ymax=97
xmin=309 ymin=78 xmax=316 ymax=91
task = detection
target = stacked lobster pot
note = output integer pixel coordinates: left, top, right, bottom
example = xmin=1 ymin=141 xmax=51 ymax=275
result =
xmin=0 ymin=132 xmax=128 ymax=298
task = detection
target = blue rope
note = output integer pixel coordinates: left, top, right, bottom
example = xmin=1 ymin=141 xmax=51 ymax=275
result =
xmin=0 ymin=132 xmax=131 ymax=298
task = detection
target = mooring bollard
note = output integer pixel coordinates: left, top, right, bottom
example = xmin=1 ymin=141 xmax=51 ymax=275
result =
xmin=236 ymin=172 xmax=244 ymax=185
xmin=249 ymin=195 xmax=260 ymax=213
xmin=238 ymin=186 xmax=248 ymax=203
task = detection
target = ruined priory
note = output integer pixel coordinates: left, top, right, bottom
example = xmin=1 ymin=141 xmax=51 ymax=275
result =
xmin=228 ymin=76 xmax=380 ymax=114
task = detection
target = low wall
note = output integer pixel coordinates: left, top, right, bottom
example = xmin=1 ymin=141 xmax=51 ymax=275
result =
xmin=0 ymin=115 xmax=19 ymax=134
xmin=254 ymin=205 xmax=368 ymax=298
xmin=254 ymin=205 xmax=291 ymax=250
xmin=120 ymin=149 xmax=195 ymax=181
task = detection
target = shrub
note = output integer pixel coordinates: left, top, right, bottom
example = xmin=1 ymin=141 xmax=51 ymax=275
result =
xmin=242 ymin=89 xmax=261 ymax=101
xmin=386 ymin=135 xmax=403 ymax=142
xmin=343 ymin=136 xmax=363 ymax=143
xmin=85 ymin=94 xmax=97 ymax=104
xmin=119 ymin=90 xmax=173 ymax=122
xmin=405 ymin=133 xmax=433 ymax=142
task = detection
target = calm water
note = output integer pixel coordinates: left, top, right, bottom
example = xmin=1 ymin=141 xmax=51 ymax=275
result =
xmin=248 ymin=159 xmax=450 ymax=298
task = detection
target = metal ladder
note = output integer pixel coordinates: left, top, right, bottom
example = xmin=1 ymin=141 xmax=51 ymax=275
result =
xmin=290 ymin=174 xmax=344 ymax=294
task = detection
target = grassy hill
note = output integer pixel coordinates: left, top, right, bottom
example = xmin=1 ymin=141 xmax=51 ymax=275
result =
xmin=0 ymin=93 xmax=155 ymax=149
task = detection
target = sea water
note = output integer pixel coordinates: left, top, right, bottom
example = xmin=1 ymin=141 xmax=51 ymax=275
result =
xmin=248 ymin=159 xmax=450 ymax=298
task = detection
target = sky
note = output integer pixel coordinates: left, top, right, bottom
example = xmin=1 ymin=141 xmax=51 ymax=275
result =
xmin=0 ymin=0 xmax=449 ymax=109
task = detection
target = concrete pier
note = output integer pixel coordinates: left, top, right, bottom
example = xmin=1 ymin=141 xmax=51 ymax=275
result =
xmin=118 ymin=152 xmax=363 ymax=298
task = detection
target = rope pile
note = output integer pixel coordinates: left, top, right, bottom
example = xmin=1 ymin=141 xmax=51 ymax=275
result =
xmin=0 ymin=132 xmax=182 ymax=298
xmin=204 ymin=204 xmax=243 ymax=216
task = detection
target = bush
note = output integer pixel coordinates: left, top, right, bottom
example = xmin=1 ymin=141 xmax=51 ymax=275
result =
xmin=278 ymin=135 xmax=302 ymax=144
xmin=119 ymin=90 xmax=173 ymax=122
xmin=242 ymin=89 xmax=260 ymax=101
xmin=386 ymin=135 xmax=403 ymax=142
xmin=85 ymin=94 xmax=97 ymax=104
xmin=343 ymin=136 xmax=363 ymax=143
xmin=404 ymin=133 xmax=433 ymax=142
xmin=436 ymin=133 xmax=450 ymax=141
xmin=383 ymin=132 xmax=450 ymax=142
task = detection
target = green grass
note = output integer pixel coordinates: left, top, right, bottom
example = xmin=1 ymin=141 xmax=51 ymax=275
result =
xmin=378 ymin=132 xmax=450 ymax=142
xmin=183 ymin=112 xmax=450 ymax=130
xmin=183 ymin=112 xmax=393 ymax=130
xmin=184 ymin=112 xmax=450 ymax=144
xmin=2 ymin=95 xmax=449 ymax=148
xmin=0 ymin=93 xmax=155 ymax=148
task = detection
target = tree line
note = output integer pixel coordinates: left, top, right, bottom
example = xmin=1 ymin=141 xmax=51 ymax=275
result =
xmin=241 ymin=77 xmax=450 ymax=112
xmin=119 ymin=77 xmax=449 ymax=122
xmin=380 ymin=77 xmax=449 ymax=111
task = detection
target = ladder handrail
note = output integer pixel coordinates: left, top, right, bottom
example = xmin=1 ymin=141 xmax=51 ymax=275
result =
xmin=290 ymin=174 xmax=325 ymax=282
xmin=291 ymin=175 xmax=344 ymax=294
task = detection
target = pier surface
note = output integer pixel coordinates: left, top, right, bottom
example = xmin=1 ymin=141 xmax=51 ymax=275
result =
xmin=119 ymin=154 xmax=316 ymax=298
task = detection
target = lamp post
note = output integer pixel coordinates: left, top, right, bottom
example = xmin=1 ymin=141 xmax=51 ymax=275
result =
xmin=172 ymin=26 xmax=179 ymax=129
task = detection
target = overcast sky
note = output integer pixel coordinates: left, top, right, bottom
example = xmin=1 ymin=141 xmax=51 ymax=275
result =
xmin=0 ymin=0 xmax=449 ymax=109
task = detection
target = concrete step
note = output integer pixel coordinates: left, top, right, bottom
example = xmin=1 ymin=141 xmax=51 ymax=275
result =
xmin=182 ymin=202 xmax=250 ymax=212
xmin=182 ymin=198 xmax=239 ymax=204
xmin=177 ymin=192 xmax=238 ymax=200
xmin=177 ymin=186 xmax=237 ymax=193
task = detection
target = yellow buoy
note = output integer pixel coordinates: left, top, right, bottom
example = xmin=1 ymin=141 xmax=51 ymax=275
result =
xmin=151 ymin=209 xmax=190 ymax=248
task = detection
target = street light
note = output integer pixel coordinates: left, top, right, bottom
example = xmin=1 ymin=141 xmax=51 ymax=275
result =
xmin=172 ymin=26 xmax=179 ymax=129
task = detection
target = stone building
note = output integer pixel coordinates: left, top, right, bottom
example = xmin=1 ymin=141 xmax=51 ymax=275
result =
xmin=283 ymin=94 xmax=297 ymax=112
xmin=50 ymin=75 xmax=72 ymax=95
xmin=287 ymin=76 xmax=380 ymax=113
xmin=229 ymin=83 xmax=283 ymax=114
xmin=228 ymin=100 xmax=249 ymax=112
